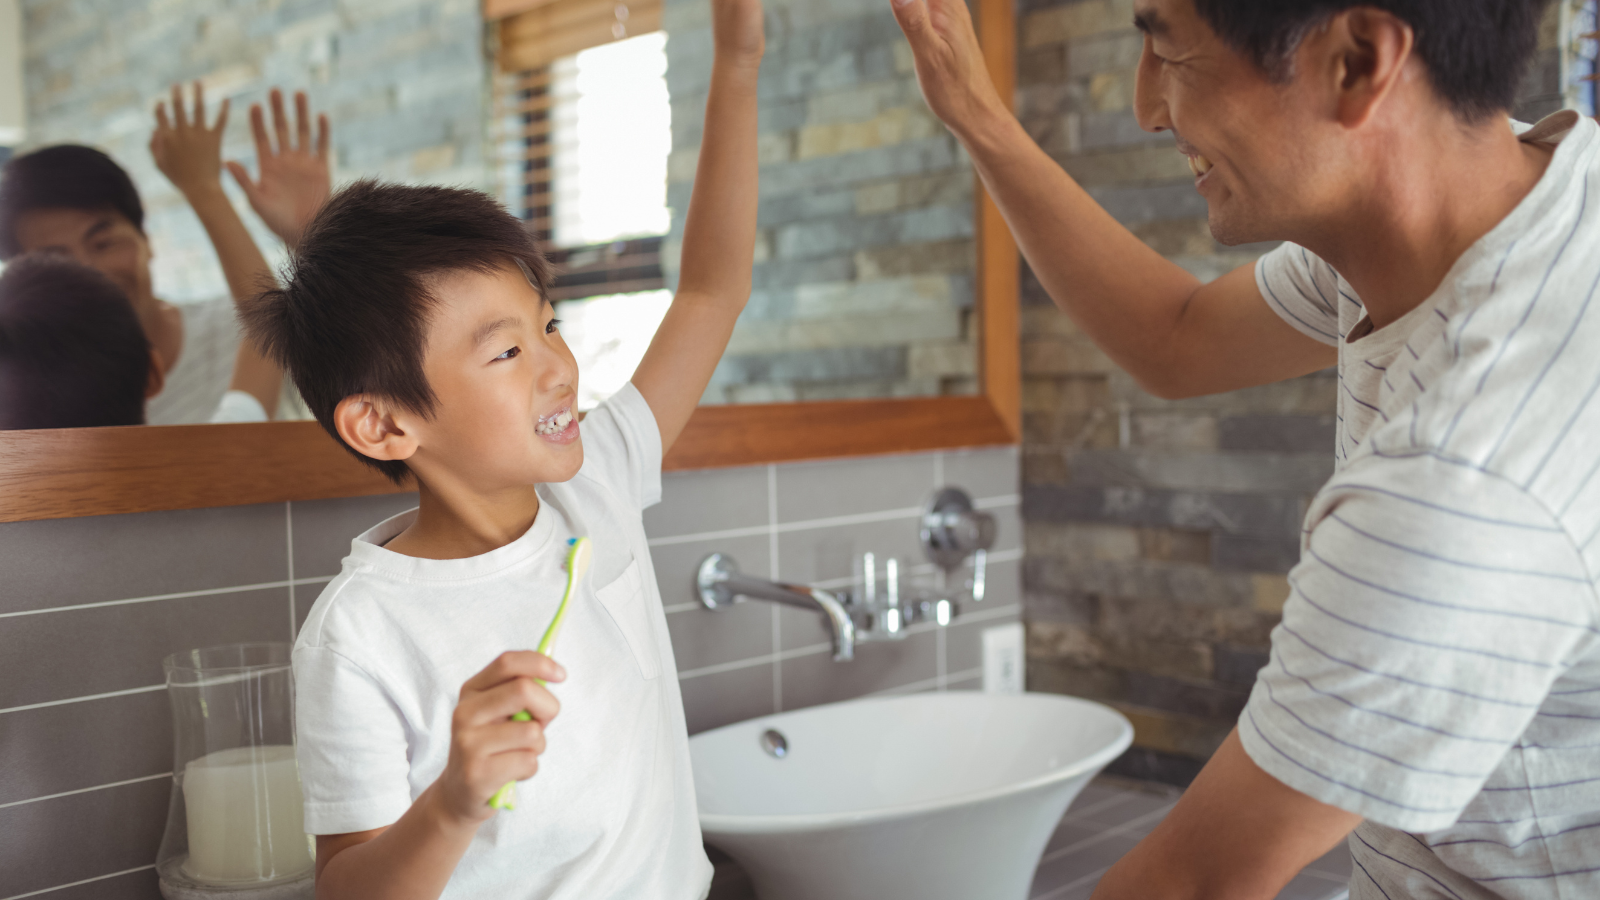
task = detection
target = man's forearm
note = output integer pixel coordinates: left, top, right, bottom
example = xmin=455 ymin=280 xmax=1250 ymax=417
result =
xmin=951 ymin=108 xmax=1211 ymax=389
xmin=314 ymin=784 xmax=479 ymax=900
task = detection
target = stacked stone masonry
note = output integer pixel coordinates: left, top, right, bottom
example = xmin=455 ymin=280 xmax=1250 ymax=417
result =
xmin=1016 ymin=0 xmax=1565 ymax=785
xmin=663 ymin=0 xmax=980 ymax=404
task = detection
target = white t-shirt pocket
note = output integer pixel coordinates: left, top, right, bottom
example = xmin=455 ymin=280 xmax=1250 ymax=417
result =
xmin=596 ymin=559 xmax=660 ymax=680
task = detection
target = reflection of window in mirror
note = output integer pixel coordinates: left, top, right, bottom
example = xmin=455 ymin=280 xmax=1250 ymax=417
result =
xmin=495 ymin=3 xmax=671 ymax=412
xmin=0 ymin=0 xmax=21 ymax=204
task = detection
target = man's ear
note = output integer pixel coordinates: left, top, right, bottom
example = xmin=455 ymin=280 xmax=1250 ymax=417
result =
xmin=1320 ymin=8 xmax=1416 ymax=129
xmin=145 ymin=348 xmax=167 ymax=399
xmin=334 ymin=395 xmax=419 ymax=464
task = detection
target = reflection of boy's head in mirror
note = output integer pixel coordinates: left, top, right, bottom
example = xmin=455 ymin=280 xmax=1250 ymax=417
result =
xmin=243 ymin=180 xmax=574 ymax=488
xmin=0 ymin=146 xmax=157 ymax=329
xmin=0 ymin=253 xmax=163 ymax=431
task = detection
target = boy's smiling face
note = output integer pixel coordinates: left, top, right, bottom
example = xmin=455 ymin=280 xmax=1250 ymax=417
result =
xmin=404 ymin=261 xmax=583 ymax=490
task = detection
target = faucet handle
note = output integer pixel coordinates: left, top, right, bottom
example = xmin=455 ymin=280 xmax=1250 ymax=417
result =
xmin=921 ymin=487 xmax=997 ymax=573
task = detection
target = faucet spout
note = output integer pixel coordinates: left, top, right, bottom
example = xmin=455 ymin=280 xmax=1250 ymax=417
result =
xmin=696 ymin=553 xmax=856 ymax=661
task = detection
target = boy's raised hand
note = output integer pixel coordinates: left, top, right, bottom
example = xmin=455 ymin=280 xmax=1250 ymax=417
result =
xmin=226 ymin=88 xmax=332 ymax=251
xmin=151 ymin=82 xmax=229 ymax=198
xmin=435 ymin=651 xmax=566 ymax=824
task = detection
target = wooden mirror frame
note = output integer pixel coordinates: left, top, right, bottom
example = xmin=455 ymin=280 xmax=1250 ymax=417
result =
xmin=0 ymin=1 xmax=1018 ymax=524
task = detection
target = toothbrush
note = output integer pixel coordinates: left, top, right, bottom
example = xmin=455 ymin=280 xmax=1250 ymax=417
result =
xmin=488 ymin=536 xmax=593 ymax=811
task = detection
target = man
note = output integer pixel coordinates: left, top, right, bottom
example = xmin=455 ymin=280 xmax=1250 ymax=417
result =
xmin=891 ymin=0 xmax=1600 ymax=896
xmin=0 ymin=85 xmax=329 ymax=423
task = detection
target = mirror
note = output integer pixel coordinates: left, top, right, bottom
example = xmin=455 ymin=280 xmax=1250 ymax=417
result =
xmin=0 ymin=0 xmax=1018 ymax=522
xmin=1 ymin=0 xmax=978 ymax=433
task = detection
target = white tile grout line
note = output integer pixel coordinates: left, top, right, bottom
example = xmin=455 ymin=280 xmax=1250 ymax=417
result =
xmin=866 ymin=666 xmax=983 ymax=698
xmin=645 ymin=493 xmax=1022 ymax=548
xmin=677 ymin=642 xmax=832 ymax=682
xmin=0 ymin=683 xmax=166 ymax=716
xmin=1 ymin=864 xmax=158 ymax=900
xmin=0 ymin=772 xmax=171 ymax=811
xmin=767 ymin=464 xmax=782 ymax=714
xmin=286 ymin=501 xmax=297 ymax=642
xmin=0 ymin=575 xmax=337 ymax=620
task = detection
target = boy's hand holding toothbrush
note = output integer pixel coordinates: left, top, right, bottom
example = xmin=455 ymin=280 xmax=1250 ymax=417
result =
xmin=433 ymin=651 xmax=565 ymax=824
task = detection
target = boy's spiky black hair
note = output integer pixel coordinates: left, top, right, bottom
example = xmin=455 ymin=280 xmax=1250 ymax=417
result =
xmin=243 ymin=180 xmax=551 ymax=483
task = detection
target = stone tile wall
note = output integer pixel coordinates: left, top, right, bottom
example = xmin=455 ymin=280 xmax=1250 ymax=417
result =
xmin=17 ymin=0 xmax=490 ymax=304
xmin=662 ymin=0 xmax=979 ymax=404
xmin=1015 ymin=0 xmax=1567 ymax=786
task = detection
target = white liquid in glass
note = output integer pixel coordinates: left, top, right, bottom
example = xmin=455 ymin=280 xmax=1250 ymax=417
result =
xmin=181 ymin=745 xmax=314 ymax=883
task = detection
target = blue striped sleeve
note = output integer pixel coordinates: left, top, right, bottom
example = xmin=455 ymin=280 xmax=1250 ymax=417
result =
xmin=1240 ymin=452 xmax=1599 ymax=832
xmin=1255 ymin=242 xmax=1344 ymax=345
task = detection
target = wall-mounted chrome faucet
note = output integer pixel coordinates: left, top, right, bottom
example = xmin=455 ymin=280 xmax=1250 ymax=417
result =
xmin=695 ymin=487 xmax=997 ymax=663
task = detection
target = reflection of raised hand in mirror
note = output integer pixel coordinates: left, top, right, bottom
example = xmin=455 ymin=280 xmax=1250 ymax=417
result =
xmin=225 ymin=89 xmax=331 ymax=251
xmin=151 ymin=82 xmax=283 ymax=420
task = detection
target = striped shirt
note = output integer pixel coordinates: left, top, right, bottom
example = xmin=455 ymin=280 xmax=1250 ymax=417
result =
xmin=144 ymin=297 xmax=239 ymax=426
xmin=1247 ymin=111 xmax=1600 ymax=899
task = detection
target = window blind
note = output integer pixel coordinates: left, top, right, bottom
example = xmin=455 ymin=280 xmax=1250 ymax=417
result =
xmin=487 ymin=0 xmax=667 ymax=300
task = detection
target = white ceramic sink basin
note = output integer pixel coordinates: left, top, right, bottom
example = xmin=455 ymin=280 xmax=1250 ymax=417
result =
xmin=691 ymin=691 xmax=1133 ymax=900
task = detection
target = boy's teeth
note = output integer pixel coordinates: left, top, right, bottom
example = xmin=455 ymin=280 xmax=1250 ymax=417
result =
xmin=536 ymin=409 xmax=573 ymax=435
xmin=1187 ymin=154 xmax=1214 ymax=178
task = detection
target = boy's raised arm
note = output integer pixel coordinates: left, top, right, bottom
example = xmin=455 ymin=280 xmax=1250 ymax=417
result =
xmin=630 ymin=0 xmax=765 ymax=452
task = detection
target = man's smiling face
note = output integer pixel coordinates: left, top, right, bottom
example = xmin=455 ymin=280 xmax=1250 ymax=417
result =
xmin=1132 ymin=0 xmax=1335 ymax=246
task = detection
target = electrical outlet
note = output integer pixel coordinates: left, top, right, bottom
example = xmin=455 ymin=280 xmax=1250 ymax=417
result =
xmin=982 ymin=622 xmax=1025 ymax=694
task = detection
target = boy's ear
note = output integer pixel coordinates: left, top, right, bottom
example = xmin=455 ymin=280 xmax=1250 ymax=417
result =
xmin=334 ymin=395 xmax=419 ymax=464
xmin=145 ymin=348 xmax=167 ymax=399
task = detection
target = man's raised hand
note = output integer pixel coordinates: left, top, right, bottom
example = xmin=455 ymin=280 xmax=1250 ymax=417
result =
xmin=889 ymin=0 xmax=1008 ymax=139
xmin=226 ymin=89 xmax=331 ymax=251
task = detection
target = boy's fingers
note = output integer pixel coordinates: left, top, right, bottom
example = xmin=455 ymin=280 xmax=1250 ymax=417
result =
xmin=475 ymin=676 xmax=561 ymax=726
xmin=170 ymin=85 xmax=188 ymax=127
xmin=295 ymin=92 xmax=312 ymax=150
xmin=316 ymin=113 xmax=330 ymax=158
xmin=192 ymin=80 xmax=205 ymax=123
xmin=462 ymin=650 xmax=567 ymax=693
xmin=270 ymin=88 xmax=291 ymax=153
xmin=154 ymin=102 xmax=170 ymax=132
xmin=469 ymin=718 xmax=549 ymax=758
xmin=249 ymin=104 xmax=272 ymax=159
xmin=225 ymin=161 xmax=258 ymax=198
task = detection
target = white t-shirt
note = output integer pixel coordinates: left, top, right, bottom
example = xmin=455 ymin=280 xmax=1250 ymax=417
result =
xmin=293 ymin=384 xmax=712 ymax=900
xmin=145 ymin=298 xmax=239 ymax=425
xmin=1249 ymin=111 xmax=1600 ymax=899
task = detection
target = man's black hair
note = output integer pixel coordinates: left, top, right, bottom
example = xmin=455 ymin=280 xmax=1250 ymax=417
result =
xmin=242 ymin=180 xmax=551 ymax=484
xmin=0 ymin=253 xmax=150 ymax=430
xmin=1190 ymin=0 xmax=1554 ymax=121
xmin=0 ymin=145 xmax=146 ymax=260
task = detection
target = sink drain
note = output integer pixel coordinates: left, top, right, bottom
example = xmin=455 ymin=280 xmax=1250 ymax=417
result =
xmin=760 ymin=728 xmax=788 ymax=759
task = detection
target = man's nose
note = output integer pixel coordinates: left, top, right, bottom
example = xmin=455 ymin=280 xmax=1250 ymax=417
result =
xmin=1133 ymin=40 xmax=1173 ymax=133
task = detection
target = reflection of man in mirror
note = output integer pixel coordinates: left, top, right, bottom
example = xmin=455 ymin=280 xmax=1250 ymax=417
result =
xmin=0 ymin=84 xmax=330 ymax=425
xmin=0 ymin=253 xmax=158 ymax=430
xmin=894 ymin=0 xmax=1599 ymax=896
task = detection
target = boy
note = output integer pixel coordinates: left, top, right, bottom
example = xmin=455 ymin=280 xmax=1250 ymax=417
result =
xmin=242 ymin=1 xmax=764 ymax=896
xmin=0 ymin=253 xmax=157 ymax=430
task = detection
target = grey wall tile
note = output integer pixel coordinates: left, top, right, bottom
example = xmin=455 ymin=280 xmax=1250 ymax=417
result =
xmin=649 ymin=534 xmax=772 ymax=611
xmin=290 ymin=493 xmax=419 ymax=579
xmin=946 ymin=617 xmax=1024 ymax=675
xmin=0 ymin=689 xmax=170 ymax=806
xmin=945 ymin=673 xmax=981 ymax=690
xmin=0 ymin=503 xmax=287 ymax=615
xmin=780 ymin=628 xmax=937 ymax=710
xmin=941 ymin=446 xmax=1020 ymax=499
xmin=0 ymin=776 xmax=168 ymax=896
xmin=775 ymin=515 xmax=925 ymax=589
xmin=39 ymin=867 xmax=162 ymax=900
xmin=668 ymin=603 xmax=776 ymax=676
xmin=0 ymin=588 xmax=291 ymax=710
xmin=774 ymin=453 xmax=937 ymax=523
xmin=647 ymin=465 xmax=770 ymax=539
xmin=681 ymin=664 xmax=775 ymax=735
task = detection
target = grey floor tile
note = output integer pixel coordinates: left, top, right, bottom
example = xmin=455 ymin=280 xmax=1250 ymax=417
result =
xmin=1305 ymin=839 xmax=1353 ymax=878
xmin=0 ymin=776 xmax=168 ymax=896
xmin=1277 ymin=870 xmax=1351 ymax=900
xmin=0 ymin=587 xmax=292 ymax=710
xmin=290 ymin=492 xmax=419 ymax=579
xmin=1042 ymin=819 xmax=1104 ymax=857
xmin=1031 ymin=832 xmax=1143 ymax=897
xmin=1073 ymin=788 xmax=1178 ymax=831
xmin=650 ymin=533 xmax=771 ymax=611
xmin=780 ymin=628 xmax=937 ymax=711
xmin=681 ymin=663 xmax=775 ymax=735
xmin=0 ymin=502 xmax=288 ymax=615
xmin=940 ymin=446 xmax=1020 ymax=500
xmin=0 ymin=688 xmax=171 ymax=806
xmin=774 ymin=452 xmax=937 ymax=524
xmin=647 ymin=465 xmax=770 ymax=540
